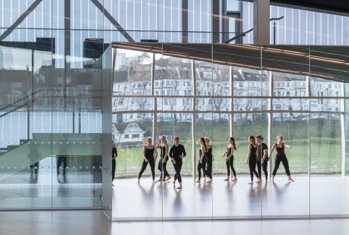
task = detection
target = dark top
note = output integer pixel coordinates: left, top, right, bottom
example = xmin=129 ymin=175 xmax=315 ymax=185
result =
xmin=144 ymin=147 xmax=155 ymax=161
xmin=112 ymin=146 xmax=118 ymax=159
xmin=160 ymin=146 xmax=167 ymax=159
xmin=249 ymin=144 xmax=257 ymax=162
xmin=205 ymin=147 xmax=213 ymax=161
xmin=257 ymin=143 xmax=268 ymax=161
xmin=226 ymin=146 xmax=232 ymax=158
xmin=169 ymin=144 xmax=186 ymax=161
xmin=276 ymin=144 xmax=286 ymax=157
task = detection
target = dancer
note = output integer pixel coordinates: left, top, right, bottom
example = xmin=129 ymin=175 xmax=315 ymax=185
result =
xmin=156 ymin=136 xmax=171 ymax=182
xmin=199 ymin=137 xmax=212 ymax=183
xmin=223 ymin=137 xmax=237 ymax=182
xmin=256 ymin=135 xmax=268 ymax=182
xmin=205 ymin=137 xmax=213 ymax=182
xmin=246 ymin=136 xmax=260 ymax=184
xmin=196 ymin=147 xmax=206 ymax=182
xmin=270 ymin=135 xmax=294 ymax=183
xmin=169 ymin=136 xmax=186 ymax=189
xmin=138 ymin=137 xmax=157 ymax=183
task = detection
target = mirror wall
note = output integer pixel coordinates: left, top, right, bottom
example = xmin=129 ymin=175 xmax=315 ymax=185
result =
xmin=0 ymin=44 xmax=112 ymax=210
xmin=112 ymin=43 xmax=349 ymax=220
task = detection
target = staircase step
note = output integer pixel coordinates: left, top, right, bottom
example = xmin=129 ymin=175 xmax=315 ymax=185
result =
xmin=6 ymin=145 xmax=19 ymax=151
xmin=0 ymin=148 xmax=7 ymax=156
xmin=20 ymin=139 xmax=30 ymax=145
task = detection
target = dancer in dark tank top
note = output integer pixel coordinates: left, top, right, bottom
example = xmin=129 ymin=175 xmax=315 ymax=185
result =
xmin=270 ymin=135 xmax=294 ymax=183
xmin=199 ymin=137 xmax=212 ymax=183
xmin=196 ymin=148 xmax=206 ymax=182
xmin=223 ymin=137 xmax=237 ymax=182
xmin=247 ymin=136 xmax=260 ymax=184
xmin=138 ymin=137 xmax=158 ymax=183
xmin=156 ymin=136 xmax=170 ymax=182
xmin=256 ymin=135 xmax=268 ymax=182
xmin=169 ymin=136 xmax=186 ymax=189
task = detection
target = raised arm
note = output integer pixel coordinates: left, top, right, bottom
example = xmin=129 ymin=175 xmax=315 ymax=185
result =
xmin=284 ymin=143 xmax=291 ymax=149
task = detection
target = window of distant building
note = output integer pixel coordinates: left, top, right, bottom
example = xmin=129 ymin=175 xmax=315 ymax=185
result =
xmin=132 ymin=134 xmax=140 ymax=139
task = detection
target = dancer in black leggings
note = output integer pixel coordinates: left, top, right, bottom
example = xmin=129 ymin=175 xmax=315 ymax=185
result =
xmin=199 ymin=137 xmax=212 ymax=183
xmin=247 ymin=136 xmax=260 ymax=184
xmin=196 ymin=148 xmax=206 ymax=182
xmin=138 ymin=137 xmax=157 ymax=183
xmin=224 ymin=137 xmax=237 ymax=182
xmin=270 ymin=135 xmax=294 ymax=183
xmin=169 ymin=136 xmax=186 ymax=189
xmin=204 ymin=137 xmax=213 ymax=182
xmin=256 ymin=135 xmax=268 ymax=182
xmin=156 ymin=136 xmax=170 ymax=182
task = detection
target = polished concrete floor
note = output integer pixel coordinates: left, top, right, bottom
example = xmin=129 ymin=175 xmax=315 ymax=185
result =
xmin=0 ymin=211 xmax=349 ymax=235
xmin=0 ymin=175 xmax=348 ymax=234
xmin=113 ymin=175 xmax=349 ymax=220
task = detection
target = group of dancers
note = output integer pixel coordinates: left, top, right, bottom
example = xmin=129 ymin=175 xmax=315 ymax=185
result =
xmin=138 ymin=136 xmax=186 ymax=189
xmin=137 ymin=134 xmax=294 ymax=189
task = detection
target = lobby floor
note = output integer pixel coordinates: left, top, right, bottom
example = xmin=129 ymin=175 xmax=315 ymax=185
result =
xmin=0 ymin=211 xmax=348 ymax=235
xmin=113 ymin=175 xmax=349 ymax=220
xmin=0 ymin=175 xmax=348 ymax=234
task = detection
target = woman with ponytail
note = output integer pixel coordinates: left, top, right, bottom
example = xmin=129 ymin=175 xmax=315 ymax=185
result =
xmin=223 ymin=137 xmax=237 ymax=182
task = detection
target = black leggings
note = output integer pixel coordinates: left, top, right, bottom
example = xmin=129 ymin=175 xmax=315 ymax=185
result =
xmin=158 ymin=158 xmax=170 ymax=179
xmin=249 ymin=160 xmax=259 ymax=182
xmin=226 ymin=157 xmax=236 ymax=177
xmin=272 ymin=155 xmax=291 ymax=176
xmin=138 ymin=159 xmax=155 ymax=180
xmin=173 ymin=159 xmax=183 ymax=183
xmin=197 ymin=159 xmax=206 ymax=180
xmin=204 ymin=157 xmax=212 ymax=179
xmin=257 ymin=160 xmax=268 ymax=180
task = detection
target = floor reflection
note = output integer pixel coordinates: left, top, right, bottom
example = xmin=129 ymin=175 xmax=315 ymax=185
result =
xmin=113 ymin=175 xmax=349 ymax=220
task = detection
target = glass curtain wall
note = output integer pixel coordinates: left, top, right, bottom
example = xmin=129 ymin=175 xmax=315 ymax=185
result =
xmin=112 ymin=44 xmax=349 ymax=220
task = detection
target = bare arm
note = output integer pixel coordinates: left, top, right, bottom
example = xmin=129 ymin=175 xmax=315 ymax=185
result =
xmin=270 ymin=144 xmax=276 ymax=157
xmin=163 ymin=144 xmax=169 ymax=162
xmin=262 ymin=149 xmax=268 ymax=162
xmin=284 ymin=144 xmax=291 ymax=149
xmin=246 ymin=144 xmax=251 ymax=163
xmin=200 ymin=146 xmax=205 ymax=162
xmin=153 ymin=146 xmax=158 ymax=161
xmin=143 ymin=147 xmax=148 ymax=162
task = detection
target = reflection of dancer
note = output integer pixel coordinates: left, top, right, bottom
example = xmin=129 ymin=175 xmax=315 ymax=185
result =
xmin=169 ymin=136 xmax=186 ymax=190
xmin=247 ymin=136 xmax=260 ymax=184
xmin=256 ymin=135 xmax=269 ymax=182
xmin=270 ymin=135 xmax=294 ymax=183
xmin=138 ymin=137 xmax=157 ymax=183
xmin=156 ymin=136 xmax=170 ymax=182
xmin=112 ymin=141 xmax=118 ymax=186
xmin=57 ymin=155 xmax=68 ymax=182
xmin=28 ymin=141 xmax=40 ymax=183
xmin=223 ymin=137 xmax=237 ymax=182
